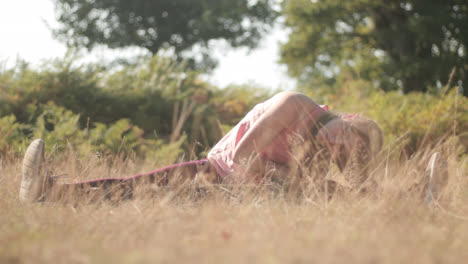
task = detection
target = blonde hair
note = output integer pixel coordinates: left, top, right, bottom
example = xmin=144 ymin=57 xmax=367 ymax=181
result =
xmin=337 ymin=114 xmax=383 ymax=188
xmin=341 ymin=114 xmax=383 ymax=158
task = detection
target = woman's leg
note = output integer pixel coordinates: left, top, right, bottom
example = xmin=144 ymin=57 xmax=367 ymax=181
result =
xmin=46 ymin=159 xmax=214 ymax=203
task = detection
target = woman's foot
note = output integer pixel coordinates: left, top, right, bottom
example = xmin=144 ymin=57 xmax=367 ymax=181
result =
xmin=425 ymin=152 xmax=449 ymax=204
xmin=19 ymin=139 xmax=49 ymax=203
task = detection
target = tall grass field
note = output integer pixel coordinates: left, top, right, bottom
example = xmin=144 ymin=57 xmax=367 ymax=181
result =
xmin=1 ymin=140 xmax=467 ymax=264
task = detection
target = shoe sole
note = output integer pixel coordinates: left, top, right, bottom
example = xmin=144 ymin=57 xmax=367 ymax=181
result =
xmin=425 ymin=152 xmax=449 ymax=204
xmin=19 ymin=139 xmax=45 ymax=203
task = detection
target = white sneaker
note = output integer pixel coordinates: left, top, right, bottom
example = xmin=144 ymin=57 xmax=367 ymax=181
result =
xmin=425 ymin=152 xmax=449 ymax=204
xmin=19 ymin=139 xmax=47 ymax=203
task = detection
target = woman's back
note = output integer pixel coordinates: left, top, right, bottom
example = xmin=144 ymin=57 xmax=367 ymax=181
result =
xmin=207 ymin=92 xmax=329 ymax=179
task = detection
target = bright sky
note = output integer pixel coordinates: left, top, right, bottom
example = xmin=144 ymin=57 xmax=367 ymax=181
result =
xmin=0 ymin=0 xmax=296 ymax=90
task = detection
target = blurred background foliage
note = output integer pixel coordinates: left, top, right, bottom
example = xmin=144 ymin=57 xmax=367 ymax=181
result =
xmin=0 ymin=0 xmax=467 ymax=163
xmin=0 ymin=56 xmax=272 ymax=161
xmin=52 ymin=0 xmax=279 ymax=70
xmin=298 ymin=73 xmax=468 ymax=156
xmin=281 ymin=0 xmax=468 ymax=96
xmin=280 ymin=0 xmax=468 ymax=155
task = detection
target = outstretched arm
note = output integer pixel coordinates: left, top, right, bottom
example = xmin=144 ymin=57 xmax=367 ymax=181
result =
xmin=232 ymin=91 xmax=321 ymax=164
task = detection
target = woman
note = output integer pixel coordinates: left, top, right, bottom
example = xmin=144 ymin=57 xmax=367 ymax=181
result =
xmin=19 ymin=92 xmax=387 ymax=203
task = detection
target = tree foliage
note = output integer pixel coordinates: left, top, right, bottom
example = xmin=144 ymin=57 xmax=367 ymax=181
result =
xmin=52 ymin=0 xmax=278 ymax=69
xmin=281 ymin=0 xmax=468 ymax=96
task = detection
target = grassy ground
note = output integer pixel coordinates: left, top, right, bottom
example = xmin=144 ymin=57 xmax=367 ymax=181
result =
xmin=1 ymin=144 xmax=468 ymax=264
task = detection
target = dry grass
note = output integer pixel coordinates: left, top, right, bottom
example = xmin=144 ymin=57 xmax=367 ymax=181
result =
xmin=1 ymin=142 xmax=468 ymax=264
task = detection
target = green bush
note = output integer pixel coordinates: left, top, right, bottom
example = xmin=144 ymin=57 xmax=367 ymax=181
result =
xmin=0 ymin=55 xmax=274 ymax=159
xmin=0 ymin=115 xmax=30 ymax=155
xmin=301 ymin=77 xmax=468 ymax=154
xmin=0 ymin=101 xmax=185 ymax=166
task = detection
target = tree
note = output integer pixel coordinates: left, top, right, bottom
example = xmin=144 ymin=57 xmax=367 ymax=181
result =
xmin=281 ymin=0 xmax=468 ymax=96
xmin=52 ymin=0 xmax=278 ymax=69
